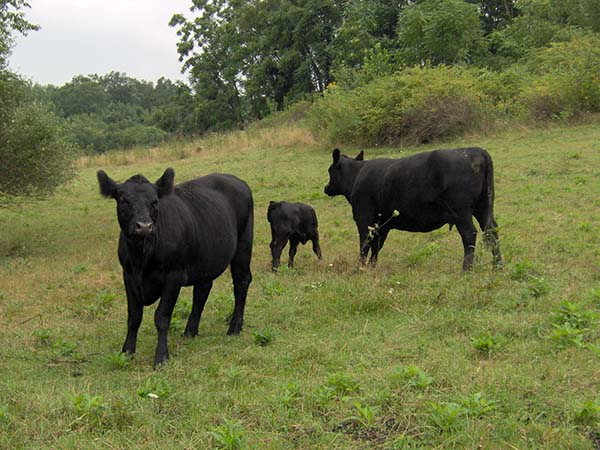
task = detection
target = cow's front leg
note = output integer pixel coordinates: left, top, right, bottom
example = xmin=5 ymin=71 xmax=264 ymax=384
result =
xmin=357 ymin=224 xmax=370 ymax=266
xmin=122 ymin=274 xmax=143 ymax=355
xmin=153 ymin=282 xmax=181 ymax=368
xmin=369 ymin=228 xmax=389 ymax=266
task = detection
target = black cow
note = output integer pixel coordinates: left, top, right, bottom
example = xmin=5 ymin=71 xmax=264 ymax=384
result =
xmin=97 ymin=168 xmax=253 ymax=367
xmin=324 ymin=148 xmax=502 ymax=270
xmin=267 ymin=201 xmax=322 ymax=271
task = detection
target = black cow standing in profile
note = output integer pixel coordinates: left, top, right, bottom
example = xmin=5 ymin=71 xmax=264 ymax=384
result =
xmin=324 ymin=148 xmax=502 ymax=270
xmin=97 ymin=168 xmax=253 ymax=368
xmin=267 ymin=201 xmax=322 ymax=271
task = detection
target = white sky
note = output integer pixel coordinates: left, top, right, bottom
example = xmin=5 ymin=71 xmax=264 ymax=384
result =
xmin=8 ymin=0 xmax=193 ymax=86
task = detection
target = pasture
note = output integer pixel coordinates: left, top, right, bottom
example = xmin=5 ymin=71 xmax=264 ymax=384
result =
xmin=1 ymin=122 xmax=599 ymax=448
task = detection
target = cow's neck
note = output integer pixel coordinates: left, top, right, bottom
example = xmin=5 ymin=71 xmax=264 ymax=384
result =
xmin=343 ymin=159 xmax=366 ymax=203
xmin=123 ymin=232 xmax=158 ymax=268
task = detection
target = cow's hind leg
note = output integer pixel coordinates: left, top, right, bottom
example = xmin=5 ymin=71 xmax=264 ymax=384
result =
xmin=183 ymin=280 xmax=213 ymax=337
xmin=456 ymin=217 xmax=477 ymax=271
xmin=475 ymin=210 xmax=503 ymax=269
xmin=228 ymin=221 xmax=253 ymax=335
xmin=288 ymin=236 xmax=299 ymax=268
xmin=270 ymin=231 xmax=289 ymax=272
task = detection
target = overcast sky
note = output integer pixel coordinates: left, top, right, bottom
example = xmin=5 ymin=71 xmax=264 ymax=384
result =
xmin=9 ymin=0 xmax=193 ymax=86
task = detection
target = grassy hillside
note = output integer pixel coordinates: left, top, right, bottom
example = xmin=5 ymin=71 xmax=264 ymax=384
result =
xmin=0 ymin=122 xmax=599 ymax=448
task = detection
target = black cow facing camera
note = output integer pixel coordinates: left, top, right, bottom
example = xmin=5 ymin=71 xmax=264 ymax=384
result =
xmin=324 ymin=148 xmax=502 ymax=271
xmin=97 ymin=168 xmax=253 ymax=368
xmin=267 ymin=201 xmax=322 ymax=271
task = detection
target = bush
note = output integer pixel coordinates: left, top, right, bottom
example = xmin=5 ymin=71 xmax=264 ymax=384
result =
xmin=310 ymin=65 xmax=495 ymax=146
xmin=0 ymin=98 xmax=78 ymax=200
xmin=521 ymin=35 xmax=600 ymax=120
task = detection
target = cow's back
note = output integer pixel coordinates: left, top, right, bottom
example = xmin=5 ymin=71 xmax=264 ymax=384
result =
xmin=155 ymin=173 xmax=253 ymax=281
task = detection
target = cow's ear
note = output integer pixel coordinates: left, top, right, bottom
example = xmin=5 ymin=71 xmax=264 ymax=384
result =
xmin=155 ymin=168 xmax=175 ymax=198
xmin=97 ymin=170 xmax=118 ymax=198
xmin=355 ymin=150 xmax=364 ymax=161
xmin=332 ymin=148 xmax=340 ymax=164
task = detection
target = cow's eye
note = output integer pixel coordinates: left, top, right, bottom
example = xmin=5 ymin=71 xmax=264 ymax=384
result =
xmin=119 ymin=197 xmax=129 ymax=207
xmin=151 ymin=200 xmax=158 ymax=208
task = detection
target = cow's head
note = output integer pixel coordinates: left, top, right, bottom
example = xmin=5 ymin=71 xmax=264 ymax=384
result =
xmin=97 ymin=168 xmax=175 ymax=239
xmin=324 ymin=148 xmax=364 ymax=198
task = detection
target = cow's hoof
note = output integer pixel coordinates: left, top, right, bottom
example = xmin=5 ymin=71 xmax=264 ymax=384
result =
xmin=227 ymin=324 xmax=243 ymax=335
xmin=182 ymin=330 xmax=198 ymax=338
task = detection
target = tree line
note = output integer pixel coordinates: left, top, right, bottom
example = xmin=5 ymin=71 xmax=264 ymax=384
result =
xmin=170 ymin=0 xmax=600 ymax=130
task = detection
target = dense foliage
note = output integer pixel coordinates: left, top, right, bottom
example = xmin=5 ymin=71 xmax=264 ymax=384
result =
xmin=170 ymin=0 xmax=600 ymax=138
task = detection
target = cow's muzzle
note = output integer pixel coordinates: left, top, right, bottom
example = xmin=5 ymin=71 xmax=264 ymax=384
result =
xmin=134 ymin=221 xmax=155 ymax=236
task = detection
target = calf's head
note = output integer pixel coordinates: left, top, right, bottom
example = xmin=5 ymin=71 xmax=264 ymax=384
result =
xmin=324 ymin=148 xmax=364 ymax=198
xmin=97 ymin=168 xmax=175 ymax=239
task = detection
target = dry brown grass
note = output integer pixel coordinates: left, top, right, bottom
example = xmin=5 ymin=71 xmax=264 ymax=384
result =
xmin=77 ymin=123 xmax=319 ymax=169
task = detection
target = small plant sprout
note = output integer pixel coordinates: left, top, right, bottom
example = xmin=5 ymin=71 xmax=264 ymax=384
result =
xmin=253 ymin=328 xmax=275 ymax=346
xmin=574 ymin=399 xmax=600 ymax=426
xmin=393 ymin=365 xmax=434 ymax=390
xmin=459 ymin=392 xmax=497 ymax=417
xmin=470 ymin=334 xmax=504 ymax=355
xmin=210 ymin=419 xmax=246 ymax=450
xmin=429 ymin=401 xmax=465 ymax=432
xmin=345 ymin=401 xmax=378 ymax=429
xmin=108 ymin=351 xmax=131 ymax=370
xmin=325 ymin=372 xmax=360 ymax=397
xmin=137 ymin=377 xmax=172 ymax=399
xmin=548 ymin=300 xmax=597 ymax=349
xmin=33 ymin=328 xmax=51 ymax=346
xmin=71 ymin=394 xmax=107 ymax=426
xmin=279 ymin=381 xmax=302 ymax=407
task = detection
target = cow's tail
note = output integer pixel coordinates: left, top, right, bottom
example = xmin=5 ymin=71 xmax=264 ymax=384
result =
xmin=267 ymin=201 xmax=279 ymax=223
xmin=481 ymin=148 xmax=495 ymax=230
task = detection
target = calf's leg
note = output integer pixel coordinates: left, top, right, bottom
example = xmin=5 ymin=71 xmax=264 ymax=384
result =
xmin=270 ymin=234 xmax=288 ymax=272
xmin=183 ymin=280 xmax=213 ymax=337
xmin=288 ymin=237 xmax=299 ymax=268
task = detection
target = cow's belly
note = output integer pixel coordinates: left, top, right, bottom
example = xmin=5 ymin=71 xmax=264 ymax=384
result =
xmin=389 ymin=203 xmax=450 ymax=233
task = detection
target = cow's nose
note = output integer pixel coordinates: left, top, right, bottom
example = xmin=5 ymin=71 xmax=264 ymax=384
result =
xmin=135 ymin=221 xmax=154 ymax=235
xmin=324 ymin=184 xmax=329 ymax=194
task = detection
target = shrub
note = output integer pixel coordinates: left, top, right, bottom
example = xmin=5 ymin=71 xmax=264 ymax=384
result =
xmin=521 ymin=35 xmax=600 ymax=120
xmin=310 ymin=65 xmax=495 ymax=146
xmin=0 ymin=99 xmax=78 ymax=201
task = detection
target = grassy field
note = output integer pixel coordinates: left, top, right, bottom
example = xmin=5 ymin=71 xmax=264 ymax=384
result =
xmin=1 ymin=122 xmax=599 ymax=449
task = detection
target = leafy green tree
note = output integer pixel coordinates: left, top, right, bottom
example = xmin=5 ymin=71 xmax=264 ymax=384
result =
xmin=0 ymin=0 xmax=39 ymax=68
xmin=397 ymin=0 xmax=485 ymax=65
xmin=1 ymin=2 xmax=77 ymax=202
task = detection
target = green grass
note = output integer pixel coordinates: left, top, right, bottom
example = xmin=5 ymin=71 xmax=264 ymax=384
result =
xmin=0 ymin=122 xmax=600 ymax=448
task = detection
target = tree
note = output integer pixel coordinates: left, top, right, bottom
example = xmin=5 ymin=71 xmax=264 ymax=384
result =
xmin=1 ymin=2 xmax=77 ymax=203
xmin=397 ymin=0 xmax=485 ymax=66
xmin=0 ymin=0 xmax=39 ymax=68
xmin=170 ymin=0 xmax=343 ymax=130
